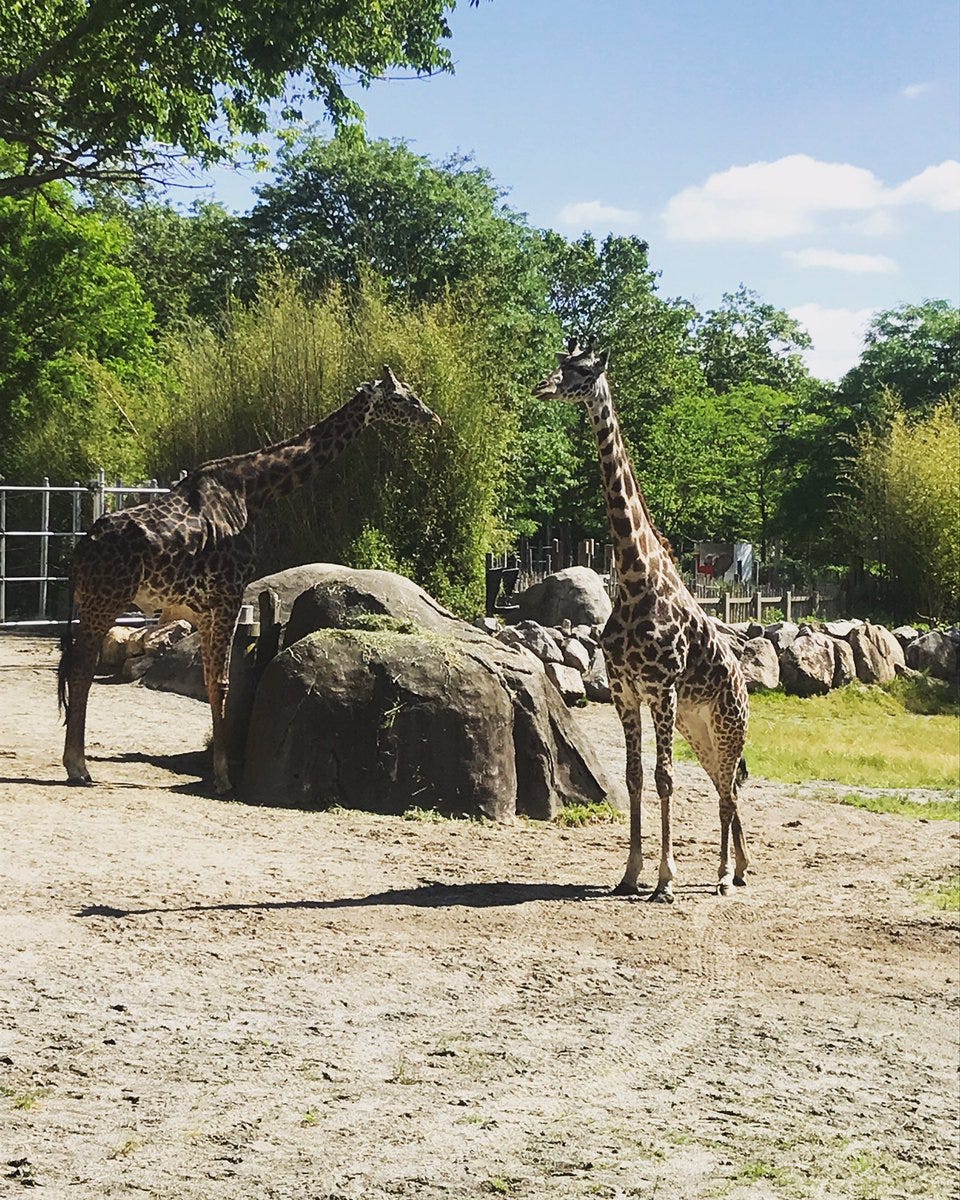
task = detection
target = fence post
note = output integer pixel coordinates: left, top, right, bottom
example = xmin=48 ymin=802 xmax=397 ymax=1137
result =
xmin=92 ymin=468 xmax=106 ymax=522
xmin=754 ymin=589 xmax=763 ymax=621
xmin=783 ymin=589 xmax=792 ymax=623
xmin=723 ymin=593 xmax=732 ymax=624
xmin=39 ymin=477 xmax=50 ymax=621
xmin=0 ymin=487 xmax=6 ymax=625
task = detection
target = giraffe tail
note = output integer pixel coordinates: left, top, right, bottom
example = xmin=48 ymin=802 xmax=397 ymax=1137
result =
xmin=736 ymin=756 xmax=749 ymax=786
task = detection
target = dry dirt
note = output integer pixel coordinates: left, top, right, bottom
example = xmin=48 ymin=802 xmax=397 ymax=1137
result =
xmin=1 ymin=635 xmax=958 ymax=1200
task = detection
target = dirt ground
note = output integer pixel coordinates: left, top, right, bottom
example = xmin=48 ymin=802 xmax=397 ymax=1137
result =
xmin=1 ymin=635 xmax=958 ymax=1200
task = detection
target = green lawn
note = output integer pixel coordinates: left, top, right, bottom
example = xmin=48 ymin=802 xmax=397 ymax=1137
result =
xmin=677 ymin=678 xmax=960 ymax=792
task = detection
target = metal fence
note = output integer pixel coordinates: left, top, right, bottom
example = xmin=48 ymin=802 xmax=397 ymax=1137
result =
xmin=0 ymin=470 xmax=171 ymax=629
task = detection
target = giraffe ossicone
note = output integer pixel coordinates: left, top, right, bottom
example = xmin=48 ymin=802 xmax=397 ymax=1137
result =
xmin=532 ymin=343 xmax=750 ymax=900
xmin=59 ymin=368 xmax=439 ymax=795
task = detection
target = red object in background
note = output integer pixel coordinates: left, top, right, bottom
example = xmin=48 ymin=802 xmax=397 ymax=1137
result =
xmin=698 ymin=562 xmax=714 ymax=576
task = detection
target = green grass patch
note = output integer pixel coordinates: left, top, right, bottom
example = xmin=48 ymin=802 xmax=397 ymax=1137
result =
xmin=715 ymin=683 xmax=960 ymax=790
xmin=923 ymin=873 xmax=960 ymax=912
xmin=830 ymin=791 xmax=960 ymax=821
xmin=555 ymin=799 xmax=624 ymax=827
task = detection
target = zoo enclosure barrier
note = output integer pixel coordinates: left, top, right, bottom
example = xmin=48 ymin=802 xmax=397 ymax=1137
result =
xmin=486 ymin=536 xmax=839 ymax=623
xmin=0 ymin=470 xmax=175 ymax=630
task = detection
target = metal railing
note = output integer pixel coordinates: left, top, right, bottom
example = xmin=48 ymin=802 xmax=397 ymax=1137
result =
xmin=0 ymin=470 xmax=172 ymax=629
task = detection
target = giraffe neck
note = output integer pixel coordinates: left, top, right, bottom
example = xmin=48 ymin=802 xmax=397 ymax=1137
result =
xmin=228 ymin=385 xmax=377 ymax=512
xmin=585 ymin=376 xmax=673 ymax=597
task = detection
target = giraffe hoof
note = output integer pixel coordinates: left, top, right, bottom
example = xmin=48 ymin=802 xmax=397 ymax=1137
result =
xmin=733 ymin=875 xmax=747 ymax=887
xmin=66 ymin=774 xmax=93 ymax=787
xmin=717 ymin=881 xmax=732 ymax=897
xmin=611 ymin=879 xmax=642 ymax=897
xmin=648 ymin=887 xmax=675 ymax=904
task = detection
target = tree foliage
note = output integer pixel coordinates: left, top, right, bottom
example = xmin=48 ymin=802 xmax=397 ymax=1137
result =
xmin=839 ymin=301 xmax=960 ymax=417
xmin=153 ymin=273 xmax=517 ymax=615
xmin=0 ymin=0 xmax=474 ymax=197
xmin=0 ymin=183 xmax=158 ymax=481
xmin=848 ymin=400 xmax=959 ymax=622
xmin=692 ymin=284 xmax=812 ymax=396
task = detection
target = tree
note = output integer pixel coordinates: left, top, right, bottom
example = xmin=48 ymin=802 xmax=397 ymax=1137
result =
xmin=248 ymin=134 xmax=547 ymax=320
xmin=89 ymin=192 xmax=250 ymax=328
xmin=838 ymin=301 xmax=960 ymax=417
xmin=0 ymin=1 xmax=476 ymax=197
xmin=847 ymin=400 xmax=959 ymax=622
xmin=0 ymin=183 xmax=158 ymax=481
xmin=692 ymin=284 xmax=811 ymax=395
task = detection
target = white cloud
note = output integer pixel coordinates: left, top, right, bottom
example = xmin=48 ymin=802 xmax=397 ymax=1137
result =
xmin=789 ymin=303 xmax=876 ymax=382
xmin=901 ymin=81 xmax=933 ymax=99
xmin=663 ymin=155 xmax=960 ymax=242
xmin=556 ymin=199 xmax=642 ymax=233
xmin=785 ymin=248 xmax=897 ymax=274
xmin=889 ymin=160 xmax=960 ymax=211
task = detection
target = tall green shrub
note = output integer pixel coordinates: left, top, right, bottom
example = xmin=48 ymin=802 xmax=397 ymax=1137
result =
xmin=153 ymin=273 xmax=517 ymax=615
xmin=849 ymin=400 xmax=959 ymax=622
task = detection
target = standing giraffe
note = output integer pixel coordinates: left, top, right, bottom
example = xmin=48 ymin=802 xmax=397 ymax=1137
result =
xmin=59 ymin=367 xmax=440 ymax=794
xmin=532 ymin=340 xmax=749 ymax=901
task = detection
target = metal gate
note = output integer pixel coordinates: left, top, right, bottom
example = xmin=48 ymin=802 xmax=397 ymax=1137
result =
xmin=0 ymin=470 xmax=172 ymax=629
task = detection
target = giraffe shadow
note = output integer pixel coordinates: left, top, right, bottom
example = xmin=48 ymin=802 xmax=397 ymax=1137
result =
xmin=76 ymin=880 xmax=611 ymax=920
xmin=88 ymin=749 xmax=209 ymax=777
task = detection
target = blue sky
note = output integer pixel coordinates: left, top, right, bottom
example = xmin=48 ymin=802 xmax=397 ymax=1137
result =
xmin=203 ymin=0 xmax=960 ymax=381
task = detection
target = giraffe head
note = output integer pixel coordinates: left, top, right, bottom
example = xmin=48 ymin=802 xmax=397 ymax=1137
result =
xmin=532 ymin=337 xmax=610 ymax=403
xmin=370 ymin=366 xmax=441 ymax=428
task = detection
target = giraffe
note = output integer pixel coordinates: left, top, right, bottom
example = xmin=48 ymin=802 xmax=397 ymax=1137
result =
xmin=59 ymin=366 xmax=440 ymax=795
xmin=532 ymin=340 xmax=749 ymax=901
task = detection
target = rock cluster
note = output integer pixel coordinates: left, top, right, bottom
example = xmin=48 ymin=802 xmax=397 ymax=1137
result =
xmin=490 ymin=618 xmax=610 ymax=704
xmin=726 ymin=619 xmax=959 ymax=696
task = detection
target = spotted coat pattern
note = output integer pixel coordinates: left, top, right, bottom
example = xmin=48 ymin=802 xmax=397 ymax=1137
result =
xmin=60 ymin=368 xmax=439 ymax=793
xmin=533 ymin=341 xmax=749 ymax=900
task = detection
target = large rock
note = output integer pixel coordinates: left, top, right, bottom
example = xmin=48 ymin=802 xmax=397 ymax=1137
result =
xmin=891 ymin=625 xmax=921 ymax=652
xmin=779 ymin=633 xmax=836 ymax=697
xmin=849 ymin=623 xmax=905 ymax=685
xmin=831 ymin=638 xmax=857 ymax=689
xmin=561 ymin=637 xmax=591 ymax=673
xmin=100 ymin=626 xmax=135 ymax=670
xmin=740 ymin=637 xmax=780 ymax=692
xmin=241 ymin=629 xmax=518 ymax=821
xmin=906 ymin=630 xmax=959 ymax=683
xmin=516 ymin=566 xmax=612 ymax=629
xmin=765 ymin=621 xmax=799 ymax=652
xmin=503 ymin=620 xmax=563 ymax=664
xmin=545 ymin=661 xmax=587 ymax=705
xmin=239 ymin=565 xmax=616 ymax=819
xmin=583 ymin=648 xmax=612 ymax=702
xmin=823 ymin=619 xmax=863 ymax=640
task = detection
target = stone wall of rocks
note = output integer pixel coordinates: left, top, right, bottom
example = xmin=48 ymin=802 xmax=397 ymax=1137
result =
xmin=470 ymin=614 xmax=959 ymax=704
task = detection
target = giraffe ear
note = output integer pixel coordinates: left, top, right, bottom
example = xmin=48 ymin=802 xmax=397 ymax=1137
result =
xmin=382 ymin=365 xmax=399 ymax=386
xmin=595 ymin=349 xmax=610 ymax=372
xmin=566 ymin=335 xmax=581 ymax=355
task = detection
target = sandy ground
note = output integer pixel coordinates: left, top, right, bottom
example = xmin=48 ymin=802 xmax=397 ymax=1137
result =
xmin=1 ymin=634 xmax=958 ymax=1200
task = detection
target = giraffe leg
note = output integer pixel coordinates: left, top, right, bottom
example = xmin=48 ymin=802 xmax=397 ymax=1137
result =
xmin=612 ymin=694 xmax=644 ymax=895
xmin=197 ymin=603 xmax=241 ymax=795
xmin=648 ymin=689 xmax=678 ymax=903
xmin=62 ymin=614 xmax=116 ymax=785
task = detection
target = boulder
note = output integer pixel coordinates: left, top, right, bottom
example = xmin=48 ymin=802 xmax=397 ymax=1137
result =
xmin=561 ymin=637 xmax=591 ymax=673
xmin=100 ymin=626 xmax=135 ymax=671
xmin=240 ymin=565 xmax=616 ymax=819
xmin=765 ymin=621 xmax=799 ymax=652
xmin=891 ymin=625 xmax=921 ymax=652
xmin=823 ymin=619 xmax=862 ymax=640
xmin=516 ymin=566 xmax=612 ymax=629
xmin=124 ymin=626 xmax=151 ymax=658
xmin=120 ymin=654 xmax=155 ymax=682
xmin=508 ymin=620 xmax=563 ymax=664
xmin=739 ymin=637 xmax=780 ymax=692
xmin=779 ymin=633 xmax=836 ymax=697
xmin=545 ymin=661 xmax=587 ymax=705
xmin=831 ymin=638 xmax=857 ymax=689
xmin=143 ymin=619 xmax=193 ymax=658
xmin=241 ymin=629 xmax=518 ymax=821
xmin=572 ymin=624 xmax=598 ymax=647
xmin=906 ymin=630 xmax=959 ymax=683
xmin=140 ymin=633 xmax=207 ymax=701
xmin=583 ymin=648 xmax=612 ymax=703
xmin=849 ymin=623 xmax=905 ymax=685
